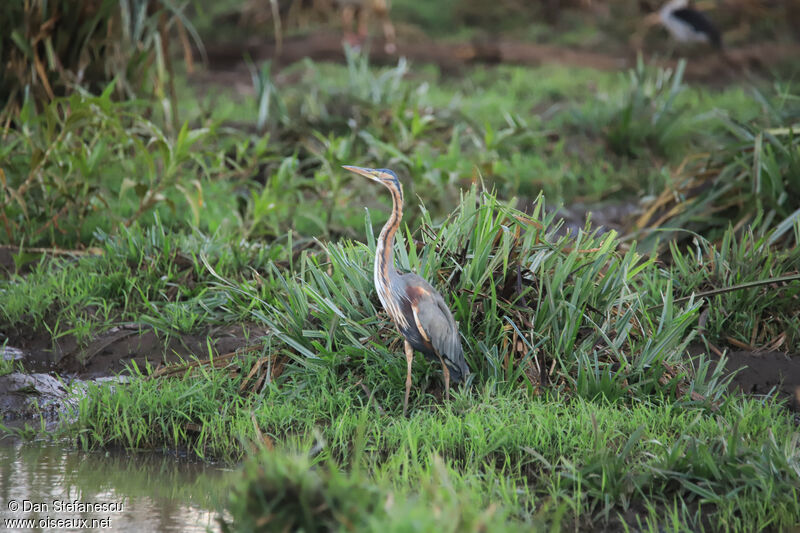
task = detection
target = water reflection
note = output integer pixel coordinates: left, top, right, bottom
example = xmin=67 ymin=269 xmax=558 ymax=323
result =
xmin=0 ymin=436 xmax=229 ymax=532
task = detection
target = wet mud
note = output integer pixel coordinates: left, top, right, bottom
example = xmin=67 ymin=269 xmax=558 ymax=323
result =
xmin=3 ymin=328 xmax=799 ymax=423
xmin=1 ymin=324 xmax=267 ymax=421
xmin=200 ymin=30 xmax=800 ymax=83
xmin=720 ymin=350 xmax=800 ymax=412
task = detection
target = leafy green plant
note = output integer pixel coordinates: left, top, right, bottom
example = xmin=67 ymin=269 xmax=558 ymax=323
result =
xmin=0 ymin=90 xmax=215 ymax=246
xmin=246 ymin=59 xmax=288 ymax=134
xmin=581 ymin=57 xmax=693 ymax=158
xmin=662 ymin=225 xmax=800 ymax=352
xmin=634 ymin=89 xmax=800 ymax=248
xmin=0 ymin=219 xmax=281 ymax=341
xmin=220 ymin=448 xmax=384 ymax=533
xmin=209 ymin=187 xmax=726 ymax=411
xmin=0 ymin=0 xmax=203 ymax=122
xmin=343 ymin=44 xmax=410 ymax=106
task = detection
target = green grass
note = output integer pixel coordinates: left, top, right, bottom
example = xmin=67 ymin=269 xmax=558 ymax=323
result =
xmin=666 ymin=227 xmax=800 ymax=351
xmin=0 ymin=217 xmax=282 ymax=344
xmin=3 ymin=50 xmax=793 ymax=249
xmin=632 ymin=91 xmax=800 ymax=249
xmin=51 ymin=187 xmax=799 ymax=530
xmin=0 ymin=346 xmax=22 ymax=376
xmin=0 ymin=88 xmax=238 ymax=246
xmin=74 ymin=364 xmax=799 ymax=531
xmin=2 ymin=38 xmax=800 ymax=533
xmin=9 ymin=183 xmax=793 ymax=381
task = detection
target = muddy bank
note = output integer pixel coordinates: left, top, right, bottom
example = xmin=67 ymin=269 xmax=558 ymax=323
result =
xmin=720 ymin=350 xmax=800 ymax=412
xmin=0 ymin=372 xmax=76 ymax=421
xmin=519 ymin=198 xmax=641 ymax=237
xmin=3 ymin=331 xmax=800 ymax=425
xmin=5 ymin=323 xmax=267 ymax=378
xmin=200 ymin=31 xmax=800 ymax=83
xmin=1 ymin=324 xmax=267 ymax=422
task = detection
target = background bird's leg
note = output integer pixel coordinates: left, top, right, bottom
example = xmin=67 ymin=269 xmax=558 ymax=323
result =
xmin=341 ymin=5 xmax=358 ymax=47
xmin=403 ymin=340 xmax=414 ymax=416
xmin=436 ymin=354 xmax=451 ymax=400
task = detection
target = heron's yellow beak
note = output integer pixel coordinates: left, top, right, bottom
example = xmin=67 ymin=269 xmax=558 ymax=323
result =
xmin=342 ymin=165 xmax=380 ymax=181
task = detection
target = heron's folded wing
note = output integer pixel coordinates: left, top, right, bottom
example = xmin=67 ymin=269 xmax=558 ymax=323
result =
xmin=411 ymin=295 xmax=462 ymax=361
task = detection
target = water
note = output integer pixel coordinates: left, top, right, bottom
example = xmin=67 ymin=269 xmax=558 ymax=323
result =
xmin=0 ymin=436 xmax=230 ymax=532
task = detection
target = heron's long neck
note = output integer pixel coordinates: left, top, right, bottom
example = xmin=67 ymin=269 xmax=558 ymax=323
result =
xmin=375 ymin=183 xmax=403 ymax=296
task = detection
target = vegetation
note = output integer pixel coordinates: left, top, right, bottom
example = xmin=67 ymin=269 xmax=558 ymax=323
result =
xmin=4 ymin=52 xmax=797 ymax=248
xmin=1 ymin=2 xmax=799 ymax=531
xmin=217 ymin=398 xmax=799 ymax=532
xmin=0 ymin=0 xmax=201 ymax=123
xmin=6 ymin=187 xmax=793 ymax=530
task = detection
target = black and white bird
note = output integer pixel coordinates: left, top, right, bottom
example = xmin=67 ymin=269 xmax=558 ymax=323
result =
xmin=658 ymin=0 xmax=722 ymax=49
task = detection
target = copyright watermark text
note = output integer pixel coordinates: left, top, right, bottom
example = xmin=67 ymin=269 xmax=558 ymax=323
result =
xmin=4 ymin=499 xmax=124 ymax=529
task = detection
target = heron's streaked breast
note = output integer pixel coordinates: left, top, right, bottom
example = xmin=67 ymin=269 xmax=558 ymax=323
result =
xmin=374 ymin=239 xmax=409 ymax=330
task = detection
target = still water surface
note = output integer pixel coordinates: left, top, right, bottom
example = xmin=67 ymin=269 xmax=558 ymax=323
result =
xmin=0 ymin=436 xmax=230 ymax=532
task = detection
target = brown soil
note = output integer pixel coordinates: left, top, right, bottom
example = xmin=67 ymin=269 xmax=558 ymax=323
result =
xmin=720 ymin=350 xmax=800 ymax=412
xmin=0 ymin=247 xmax=16 ymax=276
xmin=201 ymin=31 xmax=800 ymax=83
xmin=1 ymin=324 xmax=268 ymax=421
xmin=0 ymin=245 xmax=58 ymax=277
xmin=6 ymin=324 xmax=799 ymax=414
xmin=8 ymin=323 xmax=268 ymax=379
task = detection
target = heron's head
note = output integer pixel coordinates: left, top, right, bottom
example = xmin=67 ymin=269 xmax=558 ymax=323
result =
xmin=342 ymin=165 xmax=400 ymax=190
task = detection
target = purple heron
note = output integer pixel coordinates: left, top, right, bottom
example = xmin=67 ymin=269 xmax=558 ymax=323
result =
xmin=343 ymin=165 xmax=469 ymax=416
